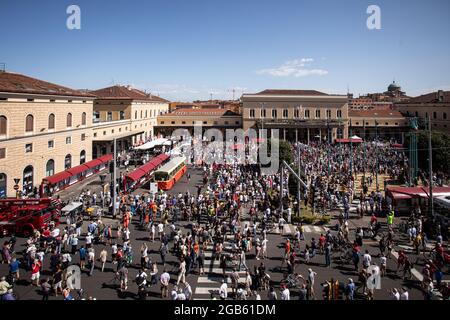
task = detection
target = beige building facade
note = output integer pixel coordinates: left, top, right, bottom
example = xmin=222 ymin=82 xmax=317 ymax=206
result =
xmin=394 ymin=90 xmax=450 ymax=134
xmin=241 ymin=90 xmax=349 ymax=142
xmin=91 ymin=86 xmax=170 ymax=157
xmin=155 ymin=109 xmax=242 ymax=136
xmin=0 ymin=72 xmax=95 ymax=198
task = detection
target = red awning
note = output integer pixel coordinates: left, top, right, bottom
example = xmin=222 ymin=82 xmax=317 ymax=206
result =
xmin=97 ymin=154 xmax=113 ymax=163
xmin=140 ymin=162 xmax=156 ymax=173
xmin=392 ymin=143 xmax=404 ymax=149
xmin=66 ymin=164 xmax=89 ymax=176
xmin=83 ymin=159 xmax=103 ymax=169
xmin=43 ymin=171 xmax=72 ymax=185
xmin=125 ymin=169 xmax=147 ymax=182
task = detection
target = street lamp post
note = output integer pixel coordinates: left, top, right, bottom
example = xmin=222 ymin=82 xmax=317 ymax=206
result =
xmin=99 ymin=174 xmax=107 ymax=209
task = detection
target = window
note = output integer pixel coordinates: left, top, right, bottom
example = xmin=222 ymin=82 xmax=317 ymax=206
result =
xmin=25 ymin=114 xmax=34 ymax=132
xmin=50 ymin=99 xmax=55 ymax=103
xmin=81 ymin=134 xmax=86 ymax=141
xmin=213 ymin=121 xmax=218 ymax=125
xmin=326 ymin=110 xmax=331 ymax=119
xmin=294 ymin=109 xmax=299 ymax=118
xmin=82 ymin=112 xmax=86 ymax=125
xmin=415 ymin=111 xmax=419 ymax=117
xmin=235 ymin=121 xmax=240 ymax=125
xmin=145 ymin=110 xmax=148 ymax=118
xmin=66 ymin=137 xmax=72 ymax=144
xmin=203 ymin=121 xmax=208 ymax=125
xmin=395 ymin=123 xmax=399 ymax=126
xmin=0 ymin=148 xmax=5 ymax=159
xmin=111 ymin=130 xmax=114 ymax=134
xmin=315 ymin=109 xmax=321 ymax=119
xmin=66 ymin=113 xmax=72 ymax=128
xmin=135 ymin=111 xmax=138 ymax=119
xmin=93 ymin=111 xmax=100 ymax=123
xmin=23 ymin=166 xmax=34 ymax=195
xmin=107 ymin=112 xmax=113 ymax=122
xmin=45 ymin=160 xmax=55 ymax=177
xmin=171 ymin=121 xmax=175 ymax=124
xmin=25 ymin=143 xmax=33 ymax=153
xmin=48 ymin=140 xmax=54 ymax=148
xmin=433 ymin=112 xmax=437 ymax=119
xmin=305 ymin=110 xmax=310 ymax=119
xmin=182 ymin=121 xmax=186 ymax=124
xmin=120 ymin=111 xmax=125 ymax=120
xmin=68 ymin=100 xmax=73 ymax=103
xmin=0 ymin=116 xmax=6 ymax=136
xmin=140 ymin=110 xmax=143 ymax=119
xmin=249 ymin=109 xmax=255 ymax=118
xmin=119 ymin=128 xmax=122 ymax=132
xmin=337 ymin=110 xmax=342 ymax=118
xmin=80 ymin=150 xmax=86 ymax=164
xmin=261 ymin=109 xmax=266 ymax=118
xmin=64 ymin=154 xmax=72 ymax=170
xmin=385 ymin=122 xmax=388 ymax=125
xmin=444 ymin=112 xmax=447 ymax=120
xmin=27 ymin=98 xmax=34 ymax=102
xmin=283 ymin=109 xmax=289 ymax=118
xmin=161 ymin=121 xmax=165 ymax=124
xmin=272 ymin=109 xmax=277 ymax=119
xmin=224 ymin=121 xmax=229 ymax=125
xmin=103 ymin=131 xmax=106 ymax=135
xmin=48 ymin=114 xmax=55 ymax=130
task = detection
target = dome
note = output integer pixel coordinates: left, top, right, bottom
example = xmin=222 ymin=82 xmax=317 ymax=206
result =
xmin=388 ymin=81 xmax=401 ymax=91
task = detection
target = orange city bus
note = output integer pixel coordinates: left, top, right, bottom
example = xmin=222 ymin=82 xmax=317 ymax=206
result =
xmin=154 ymin=156 xmax=187 ymax=191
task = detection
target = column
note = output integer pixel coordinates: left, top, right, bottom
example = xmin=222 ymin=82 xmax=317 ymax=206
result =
xmin=307 ymin=128 xmax=310 ymax=145
xmin=295 ymin=129 xmax=298 ymax=143
xmin=283 ymin=129 xmax=286 ymax=140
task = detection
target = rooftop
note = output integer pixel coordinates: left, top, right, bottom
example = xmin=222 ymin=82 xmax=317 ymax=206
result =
xmin=91 ymin=85 xmax=170 ymax=103
xmin=348 ymin=109 xmax=405 ymax=118
xmin=0 ymin=71 xmax=95 ymax=98
xmin=160 ymin=108 xmax=240 ymax=117
xmin=255 ymin=89 xmax=329 ymax=96
xmin=397 ymin=90 xmax=450 ymax=104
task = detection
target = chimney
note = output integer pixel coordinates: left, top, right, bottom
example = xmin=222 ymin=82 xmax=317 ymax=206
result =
xmin=437 ymin=90 xmax=444 ymax=102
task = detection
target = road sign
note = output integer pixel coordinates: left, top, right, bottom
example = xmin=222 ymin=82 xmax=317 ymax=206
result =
xmin=13 ymin=184 xmax=19 ymax=190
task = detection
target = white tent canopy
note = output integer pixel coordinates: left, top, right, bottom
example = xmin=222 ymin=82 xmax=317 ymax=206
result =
xmin=134 ymin=138 xmax=169 ymax=150
xmin=350 ymin=135 xmax=362 ymax=140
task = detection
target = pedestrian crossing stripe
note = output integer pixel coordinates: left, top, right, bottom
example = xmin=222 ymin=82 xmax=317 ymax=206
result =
xmin=197 ymin=277 xmax=231 ymax=284
xmin=195 ymin=287 xmax=232 ymax=295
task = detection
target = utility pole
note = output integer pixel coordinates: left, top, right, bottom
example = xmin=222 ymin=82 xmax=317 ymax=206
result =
xmin=349 ymin=118 xmax=353 ymax=175
xmin=428 ymin=115 xmax=434 ymax=215
xmin=375 ymin=120 xmax=379 ymax=192
xmin=363 ymin=119 xmax=366 ymax=183
xmin=112 ymin=138 xmax=117 ymax=218
xmin=297 ymin=144 xmax=302 ymax=217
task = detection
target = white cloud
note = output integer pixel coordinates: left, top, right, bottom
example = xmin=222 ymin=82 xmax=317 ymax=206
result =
xmin=256 ymin=58 xmax=328 ymax=78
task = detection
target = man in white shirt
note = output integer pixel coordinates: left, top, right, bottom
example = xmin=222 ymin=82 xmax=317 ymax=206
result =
xmin=400 ymin=288 xmax=409 ymax=300
xmin=362 ymin=250 xmax=372 ymax=269
xmin=281 ymin=285 xmax=290 ymax=300
xmin=170 ymin=286 xmax=178 ymax=300
xmin=85 ymin=233 xmax=93 ymax=249
xmin=177 ymin=288 xmax=186 ymax=300
xmin=160 ymin=269 xmax=171 ymax=298
xmin=219 ymin=280 xmax=228 ymax=300
xmin=391 ymin=288 xmax=400 ymax=300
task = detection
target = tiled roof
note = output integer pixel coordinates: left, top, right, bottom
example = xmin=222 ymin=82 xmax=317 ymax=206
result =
xmin=256 ymin=89 xmax=328 ymax=96
xmin=0 ymin=72 xmax=95 ymax=98
xmin=161 ymin=108 xmax=240 ymax=117
xmin=397 ymin=91 xmax=450 ymax=104
xmin=91 ymin=85 xmax=170 ymax=103
xmin=349 ymin=109 xmax=405 ymax=118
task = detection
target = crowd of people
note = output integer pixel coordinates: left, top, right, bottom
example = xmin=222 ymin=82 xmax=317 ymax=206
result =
xmin=0 ymin=138 xmax=448 ymax=301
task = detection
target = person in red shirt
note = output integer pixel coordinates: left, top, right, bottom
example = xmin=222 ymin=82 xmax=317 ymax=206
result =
xmin=370 ymin=214 xmax=378 ymax=226
xmin=319 ymin=234 xmax=326 ymax=254
xmin=31 ymin=259 xmax=41 ymax=286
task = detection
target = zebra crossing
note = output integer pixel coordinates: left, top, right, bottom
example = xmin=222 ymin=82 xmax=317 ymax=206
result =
xmin=193 ymin=233 xmax=246 ymax=300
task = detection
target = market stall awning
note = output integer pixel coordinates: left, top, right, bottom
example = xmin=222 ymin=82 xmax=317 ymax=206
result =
xmin=134 ymin=138 xmax=169 ymax=150
xmin=335 ymin=138 xmax=363 ymax=143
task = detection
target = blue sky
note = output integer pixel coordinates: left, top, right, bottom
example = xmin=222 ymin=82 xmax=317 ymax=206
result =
xmin=0 ymin=0 xmax=449 ymax=101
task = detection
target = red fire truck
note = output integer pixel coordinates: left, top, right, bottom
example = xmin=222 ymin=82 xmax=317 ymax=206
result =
xmin=0 ymin=198 xmax=61 ymax=237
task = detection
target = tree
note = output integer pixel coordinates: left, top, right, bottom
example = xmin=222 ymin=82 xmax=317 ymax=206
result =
xmin=406 ymin=131 xmax=450 ymax=175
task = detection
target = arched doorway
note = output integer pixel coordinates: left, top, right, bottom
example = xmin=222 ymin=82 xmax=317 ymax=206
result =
xmin=23 ymin=165 xmax=34 ymax=195
xmin=46 ymin=159 xmax=55 ymax=177
xmin=80 ymin=150 xmax=86 ymax=164
xmin=0 ymin=173 xmax=6 ymax=198
xmin=65 ymin=154 xmax=72 ymax=170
